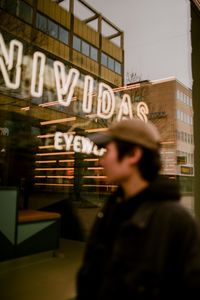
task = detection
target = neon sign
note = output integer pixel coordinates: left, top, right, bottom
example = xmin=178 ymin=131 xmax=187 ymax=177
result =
xmin=54 ymin=132 xmax=106 ymax=156
xmin=0 ymin=33 xmax=23 ymax=89
xmin=0 ymin=32 xmax=149 ymax=122
xmin=0 ymin=32 xmax=150 ymax=155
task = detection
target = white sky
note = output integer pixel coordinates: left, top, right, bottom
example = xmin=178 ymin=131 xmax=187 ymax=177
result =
xmin=85 ymin=0 xmax=192 ymax=88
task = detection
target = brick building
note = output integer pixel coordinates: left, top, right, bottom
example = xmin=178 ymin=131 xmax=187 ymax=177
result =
xmin=115 ymin=77 xmax=194 ymax=193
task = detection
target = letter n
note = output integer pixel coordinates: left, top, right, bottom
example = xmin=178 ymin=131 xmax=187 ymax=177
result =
xmin=0 ymin=33 xmax=23 ymax=89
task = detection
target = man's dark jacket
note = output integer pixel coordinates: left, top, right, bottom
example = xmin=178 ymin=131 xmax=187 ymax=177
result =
xmin=76 ymin=177 xmax=200 ymax=299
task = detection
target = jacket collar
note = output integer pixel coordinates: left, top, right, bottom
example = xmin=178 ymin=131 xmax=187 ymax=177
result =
xmin=130 ymin=200 xmax=162 ymax=229
xmin=121 ymin=176 xmax=181 ymax=229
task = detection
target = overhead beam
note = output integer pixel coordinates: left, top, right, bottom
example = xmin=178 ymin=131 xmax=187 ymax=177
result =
xmin=83 ymin=14 xmax=99 ymax=24
xmin=107 ymin=32 xmax=121 ymax=40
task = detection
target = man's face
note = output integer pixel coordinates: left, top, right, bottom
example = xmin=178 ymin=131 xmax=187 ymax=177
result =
xmin=100 ymin=141 xmax=135 ymax=184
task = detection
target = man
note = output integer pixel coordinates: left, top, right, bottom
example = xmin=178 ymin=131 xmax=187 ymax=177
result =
xmin=76 ymin=118 xmax=200 ymax=299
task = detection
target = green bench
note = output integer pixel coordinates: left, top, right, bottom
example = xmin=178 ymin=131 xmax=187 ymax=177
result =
xmin=0 ymin=188 xmax=61 ymax=261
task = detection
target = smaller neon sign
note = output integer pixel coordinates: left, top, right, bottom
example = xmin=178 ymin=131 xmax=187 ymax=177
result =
xmin=54 ymin=132 xmax=106 ymax=156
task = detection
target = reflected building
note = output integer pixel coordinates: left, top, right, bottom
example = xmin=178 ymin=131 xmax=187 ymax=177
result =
xmin=0 ymin=0 xmax=194 ymax=214
xmin=118 ymin=77 xmax=194 ymax=193
xmin=0 ymin=0 xmax=124 ymax=207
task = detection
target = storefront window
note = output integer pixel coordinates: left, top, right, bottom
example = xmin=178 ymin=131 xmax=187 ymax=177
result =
xmin=0 ymin=29 xmax=125 ymax=208
xmin=0 ymin=32 xmax=100 ymax=201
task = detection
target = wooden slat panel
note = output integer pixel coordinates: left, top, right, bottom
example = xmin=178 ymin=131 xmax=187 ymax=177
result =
xmin=18 ymin=210 xmax=60 ymax=223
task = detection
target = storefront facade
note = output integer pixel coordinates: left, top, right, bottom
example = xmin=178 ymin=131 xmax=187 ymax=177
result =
xmin=1 ymin=0 xmax=198 ymax=221
xmin=0 ymin=0 xmax=128 ymax=212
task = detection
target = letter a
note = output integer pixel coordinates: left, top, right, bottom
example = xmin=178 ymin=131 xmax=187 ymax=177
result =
xmin=117 ymin=94 xmax=133 ymax=121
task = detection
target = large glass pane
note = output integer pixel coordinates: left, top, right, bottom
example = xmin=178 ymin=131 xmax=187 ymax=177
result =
xmin=90 ymin=46 xmax=98 ymax=61
xmin=115 ymin=61 xmax=121 ymax=74
xmin=59 ymin=26 xmax=68 ymax=44
xmin=48 ymin=19 xmax=58 ymax=39
xmin=101 ymin=52 xmax=107 ymax=67
xmin=18 ymin=0 xmax=33 ymax=24
xmin=108 ymin=56 xmax=114 ymax=71
xmin=82 ymin=40 xmax=90 ymax=56
xmin=1 ymin=0 xmax=16 ymax=15
xmin=73 ymin=36 xmax=81 ymax=51
xmin=36 ymin=13 xmax=47 ymax=32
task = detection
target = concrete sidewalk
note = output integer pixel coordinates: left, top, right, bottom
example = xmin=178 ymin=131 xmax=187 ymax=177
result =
xmin=0 ymin=239 xmax=85 ymax=300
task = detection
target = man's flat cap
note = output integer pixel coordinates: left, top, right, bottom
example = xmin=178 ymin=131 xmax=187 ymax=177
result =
xmin=89 ymin=118 xmax=161 ymax=150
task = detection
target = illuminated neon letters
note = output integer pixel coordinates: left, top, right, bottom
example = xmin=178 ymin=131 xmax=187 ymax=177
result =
xmin=54 ymin=132 xmax=106 ymax=156
xmin=0 ymin=31 xmax=149 ymax=122
xmin=0 ymin=33 xmax=23 ymax=89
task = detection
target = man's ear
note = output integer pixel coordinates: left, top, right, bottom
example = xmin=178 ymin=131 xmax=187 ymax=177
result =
xmin=129 ymin=146 xmax=143 ymax=165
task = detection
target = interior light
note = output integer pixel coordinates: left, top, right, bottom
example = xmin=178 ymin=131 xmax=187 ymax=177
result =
xmin=87 ymin=167 xmax=104 ymax=170
xmin=35 ymin=167 xmax=74 ymax=171
xmin=34 ymin=183 xmax=73 ymax=187
xmin=36 ymin=152 xmax=75 ymax=156
xmin=85 ymin=128 xmax=108 ymax=133
xmin=40 ymin=117 xmax=76 ymax=126
xmin=35 ymin=160 xmax=57 ymax=163
xmin=83 ymin=176 xmax=107 ymax=179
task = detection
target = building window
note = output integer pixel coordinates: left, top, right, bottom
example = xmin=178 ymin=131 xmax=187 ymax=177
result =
xmin=177 ymin=130 xmax=180 ymax=140
xmin=115 ymin=61 xmax=121 ymax=74
xmin=188 ymin=134 xmax=191 ymax=144
xmin=90 ymin=46 xmax=98 ymax=61
xmin=108 ymin=57 xmax=115 ymax=71
xmin=73 ymin=36 xmax=98 ymax=62
xmin=82 ymin=40 xmax=90 ymax=56
xmin=101 ymin=52 xmax=122 ymax=74
xmin=184 ymin=132 xmax=187 ymax=143
xmin=1 ymin=0 xmax=33 ymax=24
xmin=73 ymin=36 xmax=81 ymax=51
xmin=18 ymin=0 xmax=33 ymax=24
xmin=59 ymin=26 xmax=68 ymax=45
xmin=176 ymin=109 xmax=180 ymax=120
xmin=48 ymin=19 xmax=58 ymax=39
xmin=181 ymin=131 xmax=184 ymax=142
xmin=1 ymin=0 xmax=17 ymax=15
xmin=36 ymin=13 xmax=69 ymax=45
xmin=176 ymin=90 xmax=180 ymax=100
xmin=36 ymin=13 xmax=47 ymax=32
xmin=101 ymin=53 xmax=107 ymax=67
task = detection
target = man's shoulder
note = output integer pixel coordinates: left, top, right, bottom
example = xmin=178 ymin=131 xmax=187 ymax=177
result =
xmin=129 ymin=198 xmax=197 ymax=230
xmin=154 ymin=200 xmax=200 ymax=236
xmin=156 ymin=200 xmax=193 ymax=220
